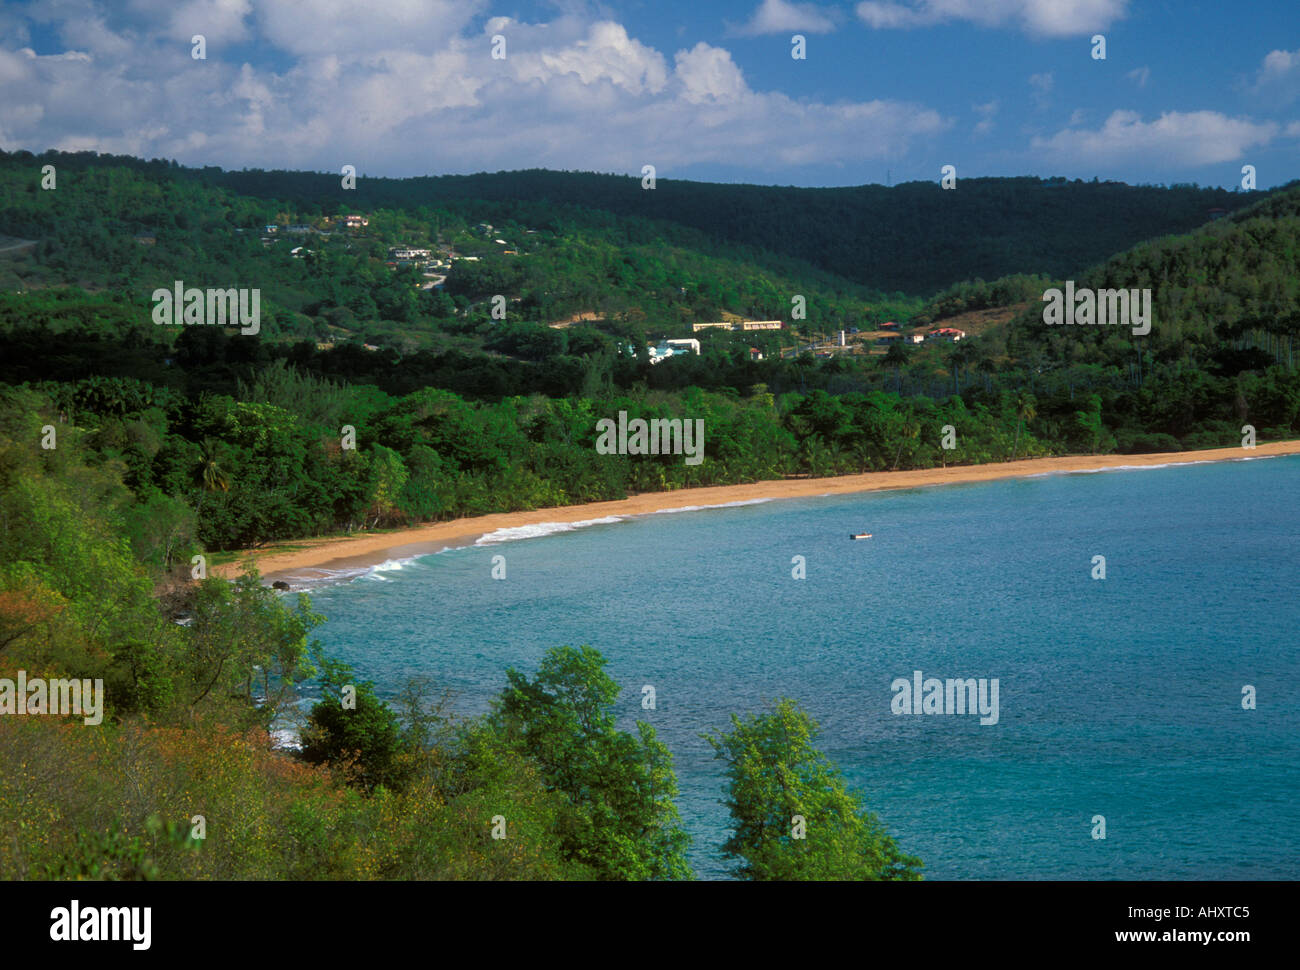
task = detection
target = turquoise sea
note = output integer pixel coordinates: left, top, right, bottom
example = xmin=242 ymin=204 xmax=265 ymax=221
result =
xmin=296 ymin=456 xmax=1300 ymax=879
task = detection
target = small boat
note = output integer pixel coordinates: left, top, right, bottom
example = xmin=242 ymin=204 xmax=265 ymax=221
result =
xmin=851 ymin=532 xmax=873 ymax=540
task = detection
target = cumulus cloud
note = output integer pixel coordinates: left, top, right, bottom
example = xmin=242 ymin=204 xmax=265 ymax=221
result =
xmin=1127 ymin=65 xmax=1149 ymax=88
xmin=729 ymin=0 xmax=839 ymax=36
xmin=1251 ymin=47 xmax=1300 ymax=104
xmin=855 ymin=0 xmax=1128 ymax=36
xmin=1031 ymin=110 xmax=1280 ymax=167
xmin=0 ymin=5 xmax=948 ymax=178
xmin=674 ymin=43 xmax=747 ymax=103
xmin=518 ymin=21 xmax=669 ymax=96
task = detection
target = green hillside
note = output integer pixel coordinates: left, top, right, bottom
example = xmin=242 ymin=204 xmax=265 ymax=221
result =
xmin=204 ymin=166 xmax=1267 ymax=294
xmin=0 ymin=149 xmax=1271 ymax=298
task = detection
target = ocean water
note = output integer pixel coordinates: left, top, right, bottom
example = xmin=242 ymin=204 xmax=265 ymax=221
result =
xmin=297 ymin=456 xmax=1300 ymax=880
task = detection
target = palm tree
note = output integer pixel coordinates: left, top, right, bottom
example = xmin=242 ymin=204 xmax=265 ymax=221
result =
xmin=884 ymin=341 xmax=908 ymax=394
xmin=978 ymin=356 xmax=998 ymax=394
xmin=1012 ymin=392 xmax=1037 ymax=460
xmin=198 ymin=439 xmax=230 ymax=493
xmin=950 ymin=342 xmax=975 ymax=395
xmin=892 ymin=416 xmax=920 ymax=471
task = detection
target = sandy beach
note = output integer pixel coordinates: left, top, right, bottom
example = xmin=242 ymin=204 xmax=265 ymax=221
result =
xmin=215 ymin=440 xmax=1300 ymax=583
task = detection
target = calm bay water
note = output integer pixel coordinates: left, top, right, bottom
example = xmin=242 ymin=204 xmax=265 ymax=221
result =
xmin=299 ymin=456 xmax=1300 ymax=879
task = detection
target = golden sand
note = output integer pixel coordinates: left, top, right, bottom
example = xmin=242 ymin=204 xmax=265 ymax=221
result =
xmin=214 ymin=441 xmax=1300 ymax=582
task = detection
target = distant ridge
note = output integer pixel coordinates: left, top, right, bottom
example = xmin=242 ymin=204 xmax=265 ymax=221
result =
xmin=0 ymin=149 xmax=1272 ymax=295
xmin=209 ymin=167 xmax=1267 ymax=295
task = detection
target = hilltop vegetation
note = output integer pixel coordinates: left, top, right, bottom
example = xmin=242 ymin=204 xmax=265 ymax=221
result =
xmin=190 ymin=163 xmax=1264 ymax=295
xmin=0 ymin=148 xmax=909 ymax=355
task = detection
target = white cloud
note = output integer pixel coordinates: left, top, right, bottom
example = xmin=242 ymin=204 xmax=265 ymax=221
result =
xmin=519 ymin=21 xmax=669 ymax=96
xmin=165 ymin=0 xmax=253 ymax=44
xmin=675 ymin=43 xmax=748 ymax=104
xmin=1251 ymin=47 xmax=1300 ymax=104
xmin=1126 ymin=65 xmax=1149 ymax=88
xmin=1031 ymin=110 xmax=1280 ymax=167
xmin=972 ymin=98 xmax=998 ymax=136
xmin=730 ymin=0 xmax=838 ymax=36
xmin=855 ymin=0 xmax=1128 ymax=37
xmin=256 ymin=0 xmax=483 ymax=56
xmin=0 ymin=6 xmax=948 ymax=178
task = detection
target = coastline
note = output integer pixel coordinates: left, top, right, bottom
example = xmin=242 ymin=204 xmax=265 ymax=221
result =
xmin=215 ymin=440 xmax=1300 ymax=583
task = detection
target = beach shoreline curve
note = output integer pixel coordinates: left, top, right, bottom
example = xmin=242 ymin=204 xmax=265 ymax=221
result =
xmin=214 ymin=440 xmax=1300 ymax=583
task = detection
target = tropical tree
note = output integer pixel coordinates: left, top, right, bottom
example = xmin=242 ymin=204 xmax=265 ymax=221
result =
xmin=493 ymin=644 xmax=693 ymax=880
xmin=1012 ymin=391 xmax=1038 ymax=460
xmin=299 ymin=648 xmax=408 ymax=792
xmin=708 ymin=698 xmax=922 ymax=881
xmin=196 ymin=437 xmax=230 ymax=493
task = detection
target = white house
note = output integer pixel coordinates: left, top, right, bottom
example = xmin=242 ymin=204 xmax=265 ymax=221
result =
xmin=647 ymin=338 xmax=701 ymax=364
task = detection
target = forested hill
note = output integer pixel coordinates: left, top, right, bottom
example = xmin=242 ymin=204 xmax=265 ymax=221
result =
xmin=207 ymin=168 xmax=1266 ymax=295
xmin=1001 ymin=182 xmax=1300 ymax=365
xmin=0 ymin=149 xmax=1272 ymax=295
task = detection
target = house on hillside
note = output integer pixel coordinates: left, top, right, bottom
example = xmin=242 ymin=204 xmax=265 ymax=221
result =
xmin=389 ymin=247 xmax=431 ymax=262
xmin=927 ymin=327 xmax=966 ymax=342
xmin=648 ymin=338 xmax=701 ymax=364
xmin=341 ymin=214 xmax=369 ymax=228
xmin=880 ymin=321 xmax=899 ymax=330
xmin=691 ymin=319 xmax=782 ymax=333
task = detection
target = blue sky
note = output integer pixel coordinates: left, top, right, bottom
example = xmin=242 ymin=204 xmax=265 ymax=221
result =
xmin=1 ymin=0 xmax=1296 ymax=188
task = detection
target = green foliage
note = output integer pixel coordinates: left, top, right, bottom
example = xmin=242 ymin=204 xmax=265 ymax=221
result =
xmin=708 ymin=699 xmax=923 ymax=881
xmin=494 ymin=645 xmax=693 ymax=880
xmin=922 ymin=274 xmax=1051 ymax=322
xmin=299 ymin=650 xmax=408 ymax=793
xmin=38 ymin=814 xmax=202 ymax=881
xmin=196 ymin=162 xmax=1262 ymax=294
